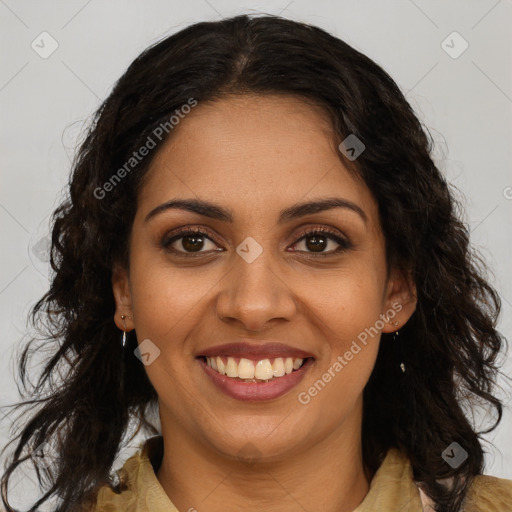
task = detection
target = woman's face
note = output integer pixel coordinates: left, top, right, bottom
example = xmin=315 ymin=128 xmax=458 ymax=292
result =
xmin=113 ymin=94 xmax=415 ymax=462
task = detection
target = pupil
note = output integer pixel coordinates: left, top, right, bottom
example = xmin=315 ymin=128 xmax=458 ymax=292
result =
xmin=182 ymin=235 xmax=204 ymax=252
xmin=306 ymin=235 xmax=327 ymax=252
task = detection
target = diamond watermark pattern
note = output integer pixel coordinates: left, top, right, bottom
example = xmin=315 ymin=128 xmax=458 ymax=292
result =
xmin=31 ymin=236 xmax=51 ymax=263
xmin=28 ymin=216 xmax=53 ymax=279
xmin=441 ymin=31 xmax=469 ymax=59
xmin=236 ymin=236 xmax=263 ymax=263
xmin=442 ymin=442 xmax=468 ymax=468
xmin=31 ymin=31 xmax=59 ymax=59
xmin=134 ymin=338 xmax=161 ymax=366
xmin=338 ymin=134 xmax=366 ymax=161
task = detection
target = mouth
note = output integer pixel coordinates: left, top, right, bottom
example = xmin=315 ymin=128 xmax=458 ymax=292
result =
xmin=198 ymin=355 xmax=310 ymax=382
xmin=196 ymin=352 xmax=315 ymax=402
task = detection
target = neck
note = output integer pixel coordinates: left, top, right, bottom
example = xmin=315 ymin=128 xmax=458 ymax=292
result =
xmin=156 ymin=406 xmax=370 ymax=512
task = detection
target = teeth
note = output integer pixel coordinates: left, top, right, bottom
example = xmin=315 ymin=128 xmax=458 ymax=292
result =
xmin=238 ymin=358 xmax=255 ymax=379
xmin=225 ymin=357 xmax=238 ymax=378
xmin=255 ymin=359 xmax=273 ymax=380
xmin=205 ymin=356 xmax=305 ymax=380
xmin=216 ymin=356 xmax=225 ymax=375
xmin=273 ymin=357 xmax=285 ymax=377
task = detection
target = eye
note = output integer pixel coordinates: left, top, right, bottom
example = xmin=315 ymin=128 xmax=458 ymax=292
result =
xmin=161 ymin=226 xmax=351 ymax=257
xmin=289 ymin=227 xmax=351 ymax=255
xmin=161 ymin=227 xmax=222 ymax=255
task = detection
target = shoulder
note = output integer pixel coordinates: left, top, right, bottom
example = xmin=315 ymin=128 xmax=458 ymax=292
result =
xmin=463 ymin=474 xmax=512 ymax=512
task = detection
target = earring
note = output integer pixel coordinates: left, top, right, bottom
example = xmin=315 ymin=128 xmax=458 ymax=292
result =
xmin=120 ymin=315 xmax=132 ymax=348
xmin=119 ymin=315 xmax=132 ymax=400
xmin=392 ymin=321 xmax=406 ymax=373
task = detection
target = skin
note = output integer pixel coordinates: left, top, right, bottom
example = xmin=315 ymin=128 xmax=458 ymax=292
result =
xmin=112 ymin=94 xmax=416 ymax=512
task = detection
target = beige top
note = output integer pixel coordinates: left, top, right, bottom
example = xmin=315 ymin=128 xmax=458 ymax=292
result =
xmin=91 ymin=436 xmax=512 ymax=511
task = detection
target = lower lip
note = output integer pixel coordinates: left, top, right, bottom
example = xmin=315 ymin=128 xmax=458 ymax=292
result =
xmin=198 ymin=357 xmax=314 ymax=402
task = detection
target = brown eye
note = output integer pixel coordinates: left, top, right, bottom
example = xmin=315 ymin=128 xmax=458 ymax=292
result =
xmin=304 ymin=234 xmax=328 ymax=252
xmin=290 ymin=228 xmax=351 ymax=255
xmin=162 ymin=228 xmax=220 ymax=254
xmin=180 ymin=233 xmax=207 ymax=252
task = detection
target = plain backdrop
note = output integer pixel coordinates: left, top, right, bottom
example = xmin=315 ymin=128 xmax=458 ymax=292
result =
xmin=1 ymin=0 xmax=511 ymax=506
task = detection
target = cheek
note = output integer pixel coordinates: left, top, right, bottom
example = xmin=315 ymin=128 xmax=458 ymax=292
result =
xmin=303 ymin=260 xmax=386 ymax=342
xmin=295 ymin=254 xmax=386 ymax=402
xmin=294 ymin=272 xmax=383 ymax=428
xmin=310 ymin=275 xmax=384 ymax=386
xmin=127 ymin=260 xmax=218 ymax=405
xmin=128 ymin=248 xmax=221 ymax=345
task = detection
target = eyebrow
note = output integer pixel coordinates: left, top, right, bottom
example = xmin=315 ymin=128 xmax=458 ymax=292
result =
xmin=144 ymin=197 xmax=367 ymax=224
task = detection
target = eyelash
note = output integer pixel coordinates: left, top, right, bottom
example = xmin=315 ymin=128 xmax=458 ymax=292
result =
xmin=161 ymin=226 xmax=352 ymax=258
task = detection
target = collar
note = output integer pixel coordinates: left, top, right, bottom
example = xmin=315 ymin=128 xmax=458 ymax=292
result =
xmin=95 ymin=436 xmax=424 ymax=511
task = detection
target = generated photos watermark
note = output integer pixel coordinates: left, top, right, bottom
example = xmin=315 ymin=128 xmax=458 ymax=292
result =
xmin=94 ymin=97 xmax=198 ymax=200
xmin=297 ymin=302 xmax=403 ymax=405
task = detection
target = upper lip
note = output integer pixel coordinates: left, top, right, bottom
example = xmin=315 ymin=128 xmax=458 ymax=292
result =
xmin=197 ymin=341 xmax=314 ymax=360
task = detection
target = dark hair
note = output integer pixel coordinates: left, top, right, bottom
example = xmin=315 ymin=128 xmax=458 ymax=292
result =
xmin=1 ymin=13 xmax=507 ymax=512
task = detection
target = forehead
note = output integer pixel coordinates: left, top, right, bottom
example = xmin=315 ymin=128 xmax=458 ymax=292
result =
xmin=138 ymin=94 xmax=378 ymax=228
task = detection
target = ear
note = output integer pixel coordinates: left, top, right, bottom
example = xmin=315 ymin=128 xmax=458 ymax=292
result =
xmin=381 ymin=268 xmax=417 ymax=334
xmin=112 ymin=263 xmax=135 ymax=331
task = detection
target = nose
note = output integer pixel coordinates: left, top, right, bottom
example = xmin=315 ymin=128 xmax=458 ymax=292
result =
xmin=215 ymin=246 xmax=298 ymax=332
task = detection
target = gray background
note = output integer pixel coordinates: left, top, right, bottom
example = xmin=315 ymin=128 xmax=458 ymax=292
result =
xmin=1 ymin=0 xmax=511 ymax=506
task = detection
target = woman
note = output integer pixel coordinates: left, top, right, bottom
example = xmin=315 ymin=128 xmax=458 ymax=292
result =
xmin=1 ymin=13 xmax=511 ymax=512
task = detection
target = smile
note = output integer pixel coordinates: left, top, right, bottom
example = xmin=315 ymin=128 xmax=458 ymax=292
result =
xmin=198 ymin=356 xmax=314 ymax=402
xmin=204 ymin=356 xmax=306 ymax=382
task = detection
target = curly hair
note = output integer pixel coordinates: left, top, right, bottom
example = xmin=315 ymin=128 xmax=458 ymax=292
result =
xmin=1 ymin=13 xmax=507 ymax=512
